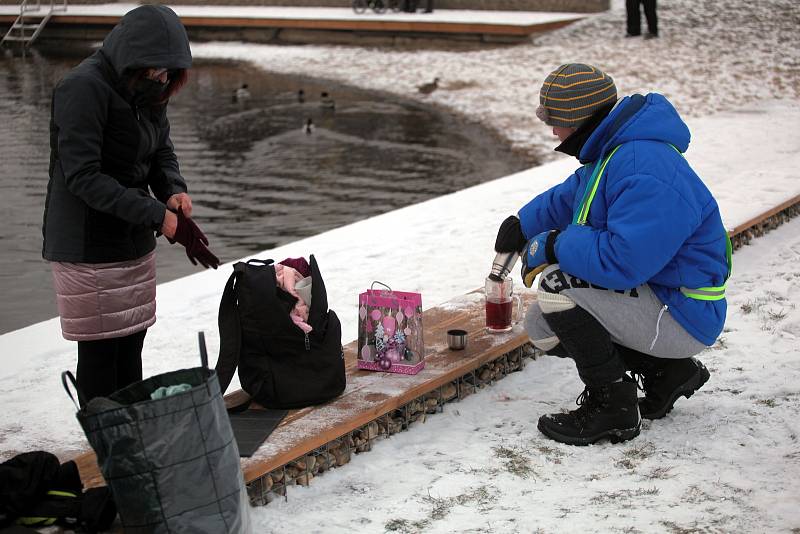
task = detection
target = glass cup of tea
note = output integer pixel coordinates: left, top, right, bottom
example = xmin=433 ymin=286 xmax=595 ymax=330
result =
xmin=485 ymin=276 xmax=522 ymax=333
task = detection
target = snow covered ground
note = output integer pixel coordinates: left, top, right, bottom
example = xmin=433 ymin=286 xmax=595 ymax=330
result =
xmin=255 ymin=221 xmax=800 ymax=534
xmin=191 ymin=0 xmax=800 ymax=163
xmin=1 ymin=0 xmax=799 ymax=532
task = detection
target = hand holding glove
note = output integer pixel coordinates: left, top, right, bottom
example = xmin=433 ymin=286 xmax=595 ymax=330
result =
xmin=522 ymin=230 xmax=560 ymax=288
xmin=166 ymin=192 xmax=193 ymax=218
xmin=494 ymin=215 xmax=527 ymax=253
xmin=168 ymin=208 xmax=220 ymax=269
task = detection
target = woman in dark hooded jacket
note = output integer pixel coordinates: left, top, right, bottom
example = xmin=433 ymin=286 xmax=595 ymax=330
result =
xmin=42 ymin=5 xmax=219 ymax=401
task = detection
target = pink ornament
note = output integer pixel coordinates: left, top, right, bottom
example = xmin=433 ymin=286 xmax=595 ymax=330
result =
xmin=361 ymin=345 xmax=373 ymax=361
xmin=359 ymin=306 xmax=367 ymax=320
xmin=404 ymin=327 xmax=411 ymax=336
xmin=404 ymin=306 xmax=414 ymax=318
xmin=379 ymin=357 xmax=392 ymax=370
xmin=382 ymin=316 xmax=396 ymax=336
xmin=386 ymin=348 xmax=401 ymax=363
xmin=396 ymin=311 xmax=404 ymax=323
xmin=370 ymin=309 xmax=383 ymax=321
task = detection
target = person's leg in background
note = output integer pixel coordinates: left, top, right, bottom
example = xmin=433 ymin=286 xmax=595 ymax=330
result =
xmin=116 ymin=329 xmax=146 ymax=390
xmin=642 ymin=0 xmax=658 ymax=37
xmin=423 ymin=0 xmax=433 ymax=13
xmin=76 ymin=338 xmax=120 ymax=401
xmin=625 ymin=0 xmax=642 ymax=36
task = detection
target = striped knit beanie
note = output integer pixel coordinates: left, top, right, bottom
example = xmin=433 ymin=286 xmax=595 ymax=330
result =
xmin=535 ymin=64 xmax=617 ymax=128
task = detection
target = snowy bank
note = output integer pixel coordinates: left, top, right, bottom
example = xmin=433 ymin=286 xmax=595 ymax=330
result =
xmin=0 ymin=99 xmax=797 ymax=459
xmin=1 ymin=0 xmax=799 ymax=530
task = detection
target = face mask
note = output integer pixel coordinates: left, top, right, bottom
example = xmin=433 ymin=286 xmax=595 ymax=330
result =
xmin=132 ymin=77 xmax=168 ymax=106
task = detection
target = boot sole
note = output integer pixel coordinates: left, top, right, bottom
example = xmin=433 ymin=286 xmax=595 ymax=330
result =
xmin=537 ymin=419 xmax=641 ymax=446
xmin=642 ymin=363 xmax=710 ymax=420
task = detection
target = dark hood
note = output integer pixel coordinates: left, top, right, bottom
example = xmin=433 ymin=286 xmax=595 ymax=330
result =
xmin=99 ymin=4 xmax=192 ymax=78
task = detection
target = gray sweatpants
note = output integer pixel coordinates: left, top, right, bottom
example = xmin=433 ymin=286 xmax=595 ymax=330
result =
xmin=525 ymin=265 xmax=707 ymax=359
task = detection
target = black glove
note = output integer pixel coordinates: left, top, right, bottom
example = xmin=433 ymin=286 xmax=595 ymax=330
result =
xmin=494 ymin=215 xmax=527 ymax=253
xmin=169 ymin=209 xmax=220 ymax=269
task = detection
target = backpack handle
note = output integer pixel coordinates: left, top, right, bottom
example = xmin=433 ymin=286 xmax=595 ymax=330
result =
xmin=216 ymin=269 xmax=242 ymax=396
xmin=61 ymin=370 xmax=86 ymax=410
xmin=198 ymin=331 xmax=208 ymax=369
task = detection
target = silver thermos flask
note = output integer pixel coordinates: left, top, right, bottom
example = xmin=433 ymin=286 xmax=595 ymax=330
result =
xmin=488 ymin=251 xmax=521 ymax=282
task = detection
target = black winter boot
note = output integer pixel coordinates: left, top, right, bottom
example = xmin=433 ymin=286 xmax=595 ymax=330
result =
xmin=617 ymin=345 xmax=710 ymax=420
xmin=537 ymin=381 xmax=641 ymax=445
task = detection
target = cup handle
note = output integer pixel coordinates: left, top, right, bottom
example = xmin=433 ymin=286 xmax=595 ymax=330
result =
xmin=512 ymin=294 xmax=523 ymax=326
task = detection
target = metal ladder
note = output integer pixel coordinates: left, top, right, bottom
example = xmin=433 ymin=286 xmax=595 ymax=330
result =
xmin=2 ymin=0 xmax=68 ymax=48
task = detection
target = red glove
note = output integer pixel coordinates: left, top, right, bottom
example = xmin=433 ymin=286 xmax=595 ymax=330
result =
xmin=168 ymin=209 xmax=220 ymax=269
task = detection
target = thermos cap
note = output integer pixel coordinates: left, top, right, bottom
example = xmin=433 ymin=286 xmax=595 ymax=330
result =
xmin=489 ymin=251 xmax=519 ymax=281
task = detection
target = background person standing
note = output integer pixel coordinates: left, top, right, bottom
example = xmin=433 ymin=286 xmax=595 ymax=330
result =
xmin=626 ymin=0 xmax=658 ymax=38
xmin=43 ymin=5 xmax=219 ymax=402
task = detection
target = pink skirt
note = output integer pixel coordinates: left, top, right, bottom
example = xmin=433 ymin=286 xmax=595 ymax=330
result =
xmin=51 ymin=251 xmax=157 ymax=341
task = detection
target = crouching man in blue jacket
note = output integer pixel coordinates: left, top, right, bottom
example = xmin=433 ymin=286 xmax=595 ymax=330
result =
xmin=495 ymin=63 xmax=729 ymax=445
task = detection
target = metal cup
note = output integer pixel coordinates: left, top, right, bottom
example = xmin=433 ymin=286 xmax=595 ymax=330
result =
xmin=446 ymin=329 xmax=468 ymax=350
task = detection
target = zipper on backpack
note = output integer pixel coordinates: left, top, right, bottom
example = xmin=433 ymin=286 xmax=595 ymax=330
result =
xmin=304 ymin=332 xmax=310 ymax=351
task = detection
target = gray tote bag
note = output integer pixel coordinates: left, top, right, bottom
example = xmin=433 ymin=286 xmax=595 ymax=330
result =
xmin=63 ymin=333 xmax=251 ymax=534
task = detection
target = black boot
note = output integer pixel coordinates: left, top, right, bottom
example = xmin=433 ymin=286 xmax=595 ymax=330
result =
xmin=537 ymin=381 xmax=641 ymax=445
xmin=618 ymin=345 xmax=710 ymax=419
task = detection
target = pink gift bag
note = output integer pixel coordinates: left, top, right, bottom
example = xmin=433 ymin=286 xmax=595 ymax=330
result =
xmin=357 ymin=282 xmax=424 ymax=375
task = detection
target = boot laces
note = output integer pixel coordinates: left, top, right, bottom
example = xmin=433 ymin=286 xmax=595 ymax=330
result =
xmin=630 ymin=369 xmax=662 ymax=393
xmin=573 ymin=387 xmax=605 ymax=424
xmin=630 ymin=371 xmax=646 ymax=392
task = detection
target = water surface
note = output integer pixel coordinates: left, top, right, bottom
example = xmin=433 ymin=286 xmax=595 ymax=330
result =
xmin=0 ymin=48 xmax=532 ymax=333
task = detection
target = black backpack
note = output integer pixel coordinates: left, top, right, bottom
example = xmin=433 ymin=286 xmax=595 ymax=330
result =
xmin=0 ymin=451 xmax=116 ymax=533
xmin=216 ymin=255 xmax=346 ymax=409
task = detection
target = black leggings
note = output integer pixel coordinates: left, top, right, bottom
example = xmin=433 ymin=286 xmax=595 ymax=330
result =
xmin=76 ymin=330 xmax=147 ymax=401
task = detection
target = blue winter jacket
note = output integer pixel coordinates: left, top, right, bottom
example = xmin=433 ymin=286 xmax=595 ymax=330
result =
xmin=518 ymin=93 xmax=728 ymax=346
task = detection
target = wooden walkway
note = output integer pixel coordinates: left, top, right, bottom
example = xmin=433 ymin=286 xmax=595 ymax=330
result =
xmin=43 ymin=195 xmax=800 ymax=502
xmin=728 ymin=193 xmax=800 ymax=250
xmin=63 ymin=189 xmax=800 ymax=502
xmin=0 ymin=5 xmax=585 ymax=45
xmin=73 ymin=289 xmax=538 ymax=501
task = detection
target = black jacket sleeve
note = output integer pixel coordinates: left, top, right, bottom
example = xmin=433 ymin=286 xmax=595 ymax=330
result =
xmin=148 ymin=110 xmax=188 ymax=203
xmin=53 ymin=74 xmax=166 ymax=230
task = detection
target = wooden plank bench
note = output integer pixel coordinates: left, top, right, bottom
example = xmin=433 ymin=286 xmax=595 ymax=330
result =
xmin=73 ymin=290 xmax=537 ymax=499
